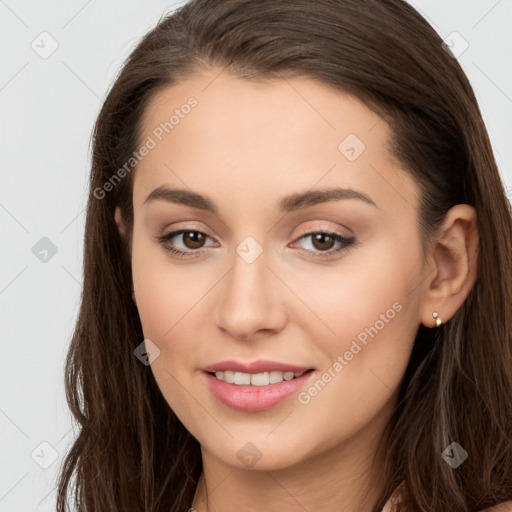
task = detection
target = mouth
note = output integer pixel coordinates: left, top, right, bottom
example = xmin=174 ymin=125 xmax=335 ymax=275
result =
xmin=206 ymin=369 xmax=314 ymax=386
xmin=203 ymin=368 xmax=316 ymax=412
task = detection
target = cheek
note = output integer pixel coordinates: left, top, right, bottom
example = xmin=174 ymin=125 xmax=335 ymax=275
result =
xmin=299 ymin=232 xmax=424 ymax=408
xmin=131 ymin=230 xmax=202 ymax=337
xmin=130 ymin=239 xmax=207 ymax=416
xmin=291 ymin=265 xmax=422 ymax=453
xmin=130 ymin=233 xmax=223 ymax=386
xmin=292 ymin=233 xmax=423 ymax=354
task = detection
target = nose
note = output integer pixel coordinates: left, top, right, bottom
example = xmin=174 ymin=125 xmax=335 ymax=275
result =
xmin=214 ymin=246 xmax=288 ymax=341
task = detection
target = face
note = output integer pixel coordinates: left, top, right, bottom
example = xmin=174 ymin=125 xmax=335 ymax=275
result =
xmin=124 ymin=68 xmax=428 ymax=471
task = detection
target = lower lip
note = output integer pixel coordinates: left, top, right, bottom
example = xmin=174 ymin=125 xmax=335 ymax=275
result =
xmin=204 ymin=370 xmax=315 ymax=412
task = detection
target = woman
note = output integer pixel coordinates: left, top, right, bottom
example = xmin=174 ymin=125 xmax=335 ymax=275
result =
xmin=56 ymin=0 xmax=512 ymax=510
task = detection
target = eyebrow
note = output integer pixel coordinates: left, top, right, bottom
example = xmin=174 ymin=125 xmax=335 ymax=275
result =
xmin=143 ymin=185 xmax=377 ymax=213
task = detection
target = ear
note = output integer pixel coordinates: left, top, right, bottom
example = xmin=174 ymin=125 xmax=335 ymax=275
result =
xmin=419 ymin=204 xmax=479 ymax=328
xmin=115 ymin=206 xmax=127 ymax=239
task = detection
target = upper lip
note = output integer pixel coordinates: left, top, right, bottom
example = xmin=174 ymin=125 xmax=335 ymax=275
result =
xmin=203 ymin=360 xmax=314 ymax=374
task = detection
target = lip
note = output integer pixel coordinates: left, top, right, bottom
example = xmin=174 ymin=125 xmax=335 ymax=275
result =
xmin=203 ymin=359 xmax=314 ymax=374
xmin=204 ymin=369 xmax=316 ymax=412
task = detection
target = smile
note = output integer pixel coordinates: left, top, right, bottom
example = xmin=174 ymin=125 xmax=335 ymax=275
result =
xmin=204 ymin=369 xmax=315 ymax=412
xmin=211 ymin=370 xmax=307 ymax=386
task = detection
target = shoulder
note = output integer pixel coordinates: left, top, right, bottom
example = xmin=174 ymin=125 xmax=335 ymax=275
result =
xmin=382 ymin=484 xmax=512 ymax=512
xmin=479 ymin=502 xmax=512 ymax=512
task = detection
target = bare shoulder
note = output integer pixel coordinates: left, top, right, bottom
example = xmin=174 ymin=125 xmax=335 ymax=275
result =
xmin=479 ymin=502 xmax=512 ymax=512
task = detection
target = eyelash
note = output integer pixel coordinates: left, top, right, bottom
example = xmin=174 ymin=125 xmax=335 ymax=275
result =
xmin=157 ymin=229 xmax=355 ymax=260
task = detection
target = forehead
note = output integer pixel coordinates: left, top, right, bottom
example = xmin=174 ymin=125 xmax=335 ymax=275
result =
xmin=132 ymin=68 xmax=418 ymax=216
xmin=139 ymin=69 xmax=385 ymax=151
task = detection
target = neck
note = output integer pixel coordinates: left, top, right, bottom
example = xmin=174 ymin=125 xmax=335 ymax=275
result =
xmin=191 ymin=395 xmax=395 ymax=512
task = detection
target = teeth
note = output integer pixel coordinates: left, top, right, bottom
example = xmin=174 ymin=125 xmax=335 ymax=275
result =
xmin=269 ymin=371 xmax=284 ymax=384
xmin=223 ymin=371 xmax=235 ymax=383
xmin=251 ymin=372 xmax=269 ymax=386
xmin=213 ymin=370 xmax=306 ymax=386
xmin=235 ymin=372 xmax=251 ymax=385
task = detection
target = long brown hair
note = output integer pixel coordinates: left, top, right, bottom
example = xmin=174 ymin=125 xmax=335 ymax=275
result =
xmin=56 ymin=0 xmax=512 ymax=510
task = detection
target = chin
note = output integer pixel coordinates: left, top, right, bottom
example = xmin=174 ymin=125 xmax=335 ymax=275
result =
xmin=203 ymin=435 xmax=314 ymax=472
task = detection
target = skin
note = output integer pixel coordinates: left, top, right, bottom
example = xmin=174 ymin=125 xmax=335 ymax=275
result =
xmin=115 ymin=68 xmax=480 ymax=511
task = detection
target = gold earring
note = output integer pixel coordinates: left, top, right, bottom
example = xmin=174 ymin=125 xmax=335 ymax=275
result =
xmin=432 ymin=311 xmax=442 ymax=327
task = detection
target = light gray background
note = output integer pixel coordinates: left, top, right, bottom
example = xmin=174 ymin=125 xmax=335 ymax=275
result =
xmin=1 ymin=1 xmax=511 ymax=510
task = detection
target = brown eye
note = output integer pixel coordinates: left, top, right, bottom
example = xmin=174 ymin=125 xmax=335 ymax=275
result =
xmin=158 ymin=229 xmax=216 ymax=257
xmin=181 ymin=231 xmax=207 ymax=249
xmin=310 ymin=233 xmax=336 ymax=251
xmin=292 ymin=231 xmax=356 ymax=259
